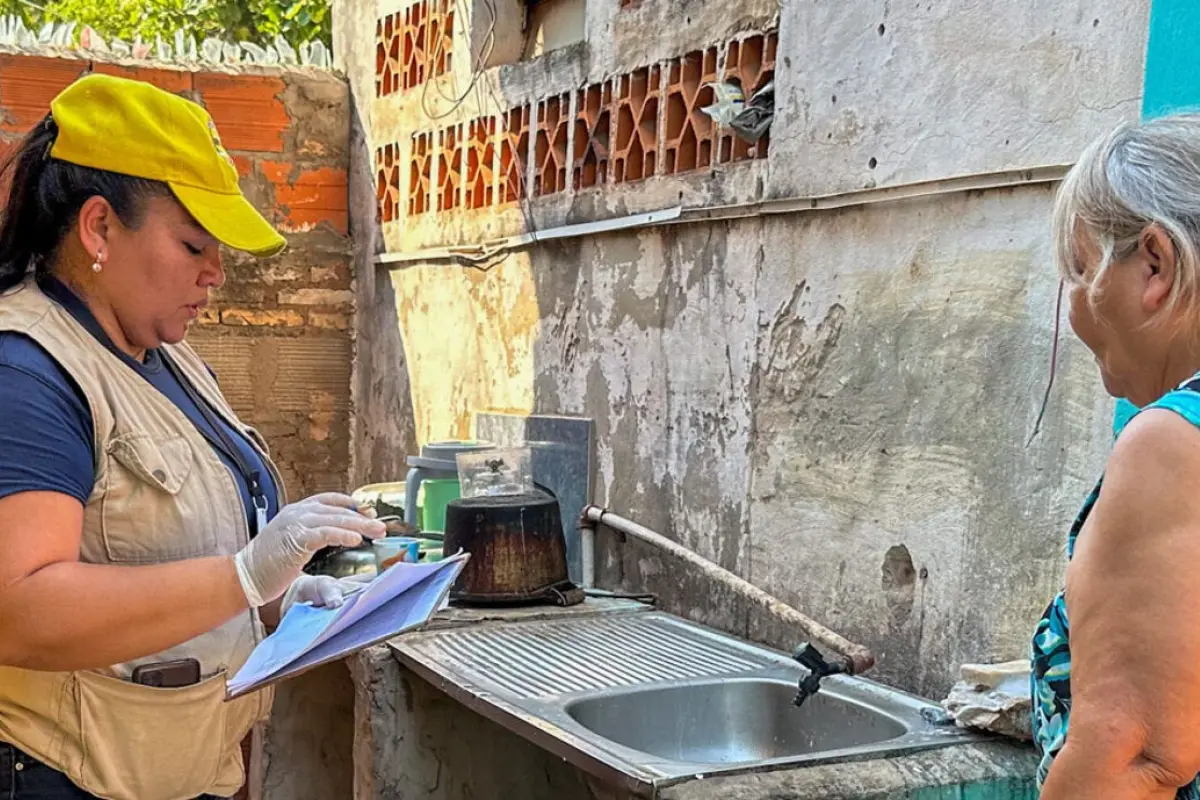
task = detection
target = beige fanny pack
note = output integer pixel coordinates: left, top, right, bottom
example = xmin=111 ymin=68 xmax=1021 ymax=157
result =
xmin=0 ymin=665 xmax=272 ymax=800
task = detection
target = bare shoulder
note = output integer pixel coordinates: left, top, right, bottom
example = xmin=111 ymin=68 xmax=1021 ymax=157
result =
xmin=1069 ymin=405 xmax=1200 ymax=602
xmin=1102 ymin=406 xmax=1200 ymax=517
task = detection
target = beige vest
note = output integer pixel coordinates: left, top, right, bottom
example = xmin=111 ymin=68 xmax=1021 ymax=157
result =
xmin=0 ymin=280 xmax=285 ymax=800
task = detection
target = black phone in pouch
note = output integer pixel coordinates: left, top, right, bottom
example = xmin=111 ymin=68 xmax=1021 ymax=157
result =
xmin=131 ymin=658 xmax=201 ymax=688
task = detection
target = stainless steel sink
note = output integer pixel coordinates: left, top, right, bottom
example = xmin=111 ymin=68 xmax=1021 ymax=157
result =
xmin=564 ymin=678 xmax=908 ymax=764
xmin=390 ymin=611 xmax=980 ymax=796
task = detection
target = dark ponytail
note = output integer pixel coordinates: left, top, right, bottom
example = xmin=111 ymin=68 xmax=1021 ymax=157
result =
xmin=0 ymin=113 xmax=170 ymax=292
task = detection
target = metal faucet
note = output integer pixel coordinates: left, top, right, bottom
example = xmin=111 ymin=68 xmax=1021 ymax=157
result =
xmin=792 ymin=642 xmax=848 ymax=708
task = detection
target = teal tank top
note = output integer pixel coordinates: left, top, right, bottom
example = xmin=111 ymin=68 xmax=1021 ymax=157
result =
xmin=1031 ymin=378 xmax=1200 ymax=797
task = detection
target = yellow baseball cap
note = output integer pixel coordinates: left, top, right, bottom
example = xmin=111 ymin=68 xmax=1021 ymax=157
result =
xmin=47 ymin=72 xmax=286 ymax=257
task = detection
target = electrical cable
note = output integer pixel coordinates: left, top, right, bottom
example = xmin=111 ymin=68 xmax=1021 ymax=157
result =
xmin=397 ymin=0 xmax=538 ymax=272
xmin=1027 ymin=278 xmax=1065 ymax=447
xmin=420 ymin=0 xmax=495 ymax=121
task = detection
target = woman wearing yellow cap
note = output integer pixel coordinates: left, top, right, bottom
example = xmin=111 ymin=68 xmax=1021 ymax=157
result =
xmin=0 ymin=74 xmax=384 ymax=799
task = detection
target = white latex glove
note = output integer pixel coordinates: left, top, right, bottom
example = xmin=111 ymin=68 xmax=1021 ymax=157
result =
xmin=233 ymin=493 xmax=385 ymax=609
xmin=279 ymin=573 xmax=375 ymax=618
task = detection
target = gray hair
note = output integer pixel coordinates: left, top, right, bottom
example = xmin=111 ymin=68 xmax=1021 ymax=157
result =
xmin=1053 ymin=113 xmax=1200 ymax=315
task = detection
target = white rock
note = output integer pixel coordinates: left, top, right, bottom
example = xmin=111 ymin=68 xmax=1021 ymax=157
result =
xmin=941 ymin=660 xmax=1032 ymax=741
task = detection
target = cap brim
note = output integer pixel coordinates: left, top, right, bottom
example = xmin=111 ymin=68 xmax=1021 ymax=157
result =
xmin=170 ymin=183 xmax=287 ymax=258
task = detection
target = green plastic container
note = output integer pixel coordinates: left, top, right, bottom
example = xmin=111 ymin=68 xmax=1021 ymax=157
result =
xmin=418 ymin=539 xmax=444 ymax=562
xmin=421 ymin=478 xmax=460 ymax=533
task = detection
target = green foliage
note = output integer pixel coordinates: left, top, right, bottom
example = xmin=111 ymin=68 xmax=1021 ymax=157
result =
xmin=0 ymin=0 xmax=331 ymax=49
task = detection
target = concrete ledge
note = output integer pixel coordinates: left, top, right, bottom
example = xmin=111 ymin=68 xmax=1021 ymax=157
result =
xmin=657 ymin=741 xmax=1038 ymax=800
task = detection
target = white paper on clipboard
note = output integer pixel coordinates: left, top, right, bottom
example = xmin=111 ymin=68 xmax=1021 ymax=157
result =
xmin=225 ymin=552 xmax=469 ymax=700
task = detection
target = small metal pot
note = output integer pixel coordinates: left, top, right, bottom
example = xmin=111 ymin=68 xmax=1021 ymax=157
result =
xmin=304 ymin=545 xmax=378 ymax=579
xmin=304 ymin=516 xmax=422 ymax=578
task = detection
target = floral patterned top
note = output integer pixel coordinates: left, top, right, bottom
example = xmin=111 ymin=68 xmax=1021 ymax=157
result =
xmin=1031 ymin=380 xmax=1200 ymax=799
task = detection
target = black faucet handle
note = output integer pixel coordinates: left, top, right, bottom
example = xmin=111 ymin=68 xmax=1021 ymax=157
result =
xmin=791 ymin=642 xmax=845 ymax=708
xmin=793 ymin=643 xmax=838 ymax=677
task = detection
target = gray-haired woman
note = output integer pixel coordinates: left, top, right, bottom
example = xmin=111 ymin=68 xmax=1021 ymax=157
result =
xmin=1033 ymin=114 xmax=1200 ymax=799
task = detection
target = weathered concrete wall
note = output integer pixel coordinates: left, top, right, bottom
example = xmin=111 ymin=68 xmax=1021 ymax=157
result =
xmin=334 ymin=0 xmax=419 ymax=487
xmin=339 ymin=0 xmax=1149 ymax=699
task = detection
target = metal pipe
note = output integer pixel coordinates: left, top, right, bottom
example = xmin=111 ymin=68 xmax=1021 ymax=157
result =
xmin=580 ymin=505 xmax=876 ymax=676
xmin=374 ymin=163 xmax=1072 ymax=268
xmin=376 ymin=206 xmax=683 ymax=266
xmin=580 ymin=520 xmax=596 ymax=589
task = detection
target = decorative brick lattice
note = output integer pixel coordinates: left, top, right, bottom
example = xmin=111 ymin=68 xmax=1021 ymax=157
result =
xmin=572 ymin=82 xmax=611 ymax=190
xmin=402 ymin=29 xmax=782 ymax=215
xmin=400 ymin=1 xmax=428 ymax=91
xmin=375 ymin=13 xmax=401 ymax=97
xmin=500 ymin=105 xmax=530 ymax=204
xmin=375 ymin=143 xmax=401 ymax=223
xmin=664 ymin=47 xmax=718 ymax=175
xmin=370 ymin=0 xmax=455 ymax=95
xmin=427 ymin=0 xmax=454 ymax=80
xmin=408 ymin=131 xmax=433 ymax=216
xmin=465 ymin=116 xmax=496 ymax=210
xmin=535 ymin=93 xmax=570 ymax=196
xmin=718 ymin=31 xmax=777 ymax=163
xmin=612 ymin=65 xmax=660 ymax=183
xmin=437 ymin=124 xmax=464 ymax=212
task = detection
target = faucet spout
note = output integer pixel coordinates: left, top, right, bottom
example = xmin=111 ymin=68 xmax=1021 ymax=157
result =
xmin=792 ymin=643 xmax=848 ymax=708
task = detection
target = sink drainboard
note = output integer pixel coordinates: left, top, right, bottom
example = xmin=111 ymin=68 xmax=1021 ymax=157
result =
xmin=392 ymin=611 xmax=982 ymax=795
xmin=404 ymin=613 xmax=774 ymax=699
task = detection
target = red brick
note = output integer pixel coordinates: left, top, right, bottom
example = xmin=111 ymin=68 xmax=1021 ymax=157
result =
xmin=196 ymin=307 xmax=221 ymax=324
xmin=232 ymin=155 xmax=255 ymax=177
xmin=282 ymin=209 xmax=348 ymax=231
xmin=221 ymin=308 xmax=304 ymax=327
xmin=272 ymin=166 xmax=348 ymax=234
xmin=193 ymin=73 xmax=288 ymax=153
xmin=92 ymin=63 xmax=193 ymax=94
xmin=260 ymin=160 xmax=292 ymax=183
xmin=0 ymin=55 xmax=86 ymax=133
xmin=277 ymin=288 xmax=353 ymax=306
xmin=309 ymin=312 xmax=350 ymax=330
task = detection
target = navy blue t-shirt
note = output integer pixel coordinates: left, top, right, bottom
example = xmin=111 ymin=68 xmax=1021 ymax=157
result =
xmin=0 ymin=277 xmax=280 ymax=536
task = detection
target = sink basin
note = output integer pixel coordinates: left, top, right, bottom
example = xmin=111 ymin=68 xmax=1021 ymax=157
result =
xmin=565 ymin=678 xmax=908 ymax=764
xmin=391 ymin=611 xmax=981 ymax=795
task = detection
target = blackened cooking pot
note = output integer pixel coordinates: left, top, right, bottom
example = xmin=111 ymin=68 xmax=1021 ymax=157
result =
xmin=442 ymin=491 xmax=583 ymax=606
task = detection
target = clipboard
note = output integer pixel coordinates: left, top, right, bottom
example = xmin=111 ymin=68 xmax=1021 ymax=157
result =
xmin=225 ymin=552 xmax=469 ymax=700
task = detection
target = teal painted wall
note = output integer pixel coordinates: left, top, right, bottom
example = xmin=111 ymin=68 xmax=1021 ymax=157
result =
xmin=1110 ymin=0 xmax=1199 ymax=434
xmin=1143 ymin=0 xmax=1200 ymax=119
xmin=909 ymin=778 xmax=1037 ymax=799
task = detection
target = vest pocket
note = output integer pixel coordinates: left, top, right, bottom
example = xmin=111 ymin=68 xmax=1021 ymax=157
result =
xmin=100 ymin=433 xmax=215 ymax=563
xmin=70 ymin=670 xmax=251 ymax=800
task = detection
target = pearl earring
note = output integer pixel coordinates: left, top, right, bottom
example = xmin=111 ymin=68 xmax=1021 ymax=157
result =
xmin=91 ymin=252 xmax=102 ymax=273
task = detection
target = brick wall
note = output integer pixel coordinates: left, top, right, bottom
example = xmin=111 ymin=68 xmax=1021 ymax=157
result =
xmin=0 ymin=50 xmax=355 ymax=502
xmin=371 ymin=14 xmax=778 ymax=224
